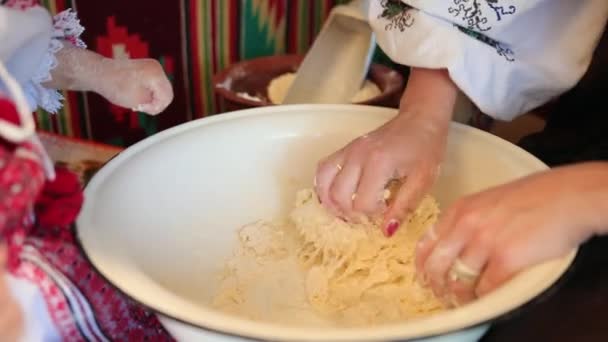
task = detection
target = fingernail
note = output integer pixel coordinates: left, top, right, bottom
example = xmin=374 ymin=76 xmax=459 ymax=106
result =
xmin=385 ymin=219 xmax=400 ymax=237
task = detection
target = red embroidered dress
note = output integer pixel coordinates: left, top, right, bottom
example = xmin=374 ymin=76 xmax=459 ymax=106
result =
xmin=0 ymin=1 xmax=173 ymax=340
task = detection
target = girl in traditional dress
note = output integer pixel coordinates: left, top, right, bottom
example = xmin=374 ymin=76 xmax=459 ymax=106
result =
xmin=0 ymin=1 xmax=174 ymax=340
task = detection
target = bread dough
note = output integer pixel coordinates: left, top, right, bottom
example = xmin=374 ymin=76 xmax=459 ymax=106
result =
xmin=267 ymin=73 xmax=382 ymax=104
xmin=212 ymin=189 xmax=444 ymax=327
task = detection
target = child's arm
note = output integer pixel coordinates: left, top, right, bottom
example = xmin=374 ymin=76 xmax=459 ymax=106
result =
xmin=43 ymin=45 xmax=174 ymax=115
xmin=5 ymin=5 xmax=173 ymax=115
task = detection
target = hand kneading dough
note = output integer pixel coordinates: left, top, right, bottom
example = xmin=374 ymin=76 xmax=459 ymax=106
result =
xmin=212 ymin=189 xmax=444 ymax=327
xmin=267 ymin=72 xmax=382 ymax=104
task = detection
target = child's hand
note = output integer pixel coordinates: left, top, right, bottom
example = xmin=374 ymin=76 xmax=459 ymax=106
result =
xmin=0 ymin=244 xmax=23 ymax=341
xmin=45 ymin=46 xmax=174 ymax=115
xmin=95 ymin=58 xmax=174 ymax=115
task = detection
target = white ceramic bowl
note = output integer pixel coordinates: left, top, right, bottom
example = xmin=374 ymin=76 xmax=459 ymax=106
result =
xmin=77 ymin=105 xmax=575 ymax=342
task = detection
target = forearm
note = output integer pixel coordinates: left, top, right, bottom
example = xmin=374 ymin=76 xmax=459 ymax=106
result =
xmin=397 ymin=68 xmax=458 ymax=129
xmin=572 ymin=162 xmax=608 ymax=237
xmin=42 ymin=44 xmax=106 ymax=92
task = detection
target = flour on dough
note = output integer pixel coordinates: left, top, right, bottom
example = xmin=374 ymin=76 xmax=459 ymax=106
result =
xmin=267 ymin=73 xmax=382 ymax=104
xmin=212 ymin=189 xmax=444 ymax=327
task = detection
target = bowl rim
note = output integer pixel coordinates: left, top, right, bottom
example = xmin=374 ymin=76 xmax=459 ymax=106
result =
xmin=76 ymin=104 xmax=577 ymax=341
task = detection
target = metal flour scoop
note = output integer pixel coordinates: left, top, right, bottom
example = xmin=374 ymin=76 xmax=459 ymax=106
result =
xmin=282 ymin=0 xmax=375 ymax=104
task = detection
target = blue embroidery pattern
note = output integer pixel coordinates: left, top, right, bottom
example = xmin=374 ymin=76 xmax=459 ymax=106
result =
xmin=486 ymin=0 xmax=517 ymax=21
xmin=377 ymin=1 xmax=517 ymax=62
xmin=448 ymin=1 xmax=517 ymax=61
xmin=456 ymin=25 xmax=515 ymax=62
xmin=448 ymin=0 xmax=517 ymax=31
xmin=449 ymin=0 xmax=491 ymax=31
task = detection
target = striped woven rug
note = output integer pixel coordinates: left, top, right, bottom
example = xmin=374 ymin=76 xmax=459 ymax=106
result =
xmin=36 ymin=0 xmax=383 ymax=146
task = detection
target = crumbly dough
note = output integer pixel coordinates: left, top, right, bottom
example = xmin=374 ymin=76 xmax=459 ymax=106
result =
xmin=267 ymin=73 xmax=382 ymax=104
xmin=212 ymin=189 xmax=444 ymax=327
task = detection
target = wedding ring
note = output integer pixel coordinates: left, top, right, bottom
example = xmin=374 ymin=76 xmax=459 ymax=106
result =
xmin=383 ymin=189 xmax=391 ymax=201
xmin=383 ymin=178 xmax=403 ymax=204
xmin=448 ymin=258 xmax=480 ymax=284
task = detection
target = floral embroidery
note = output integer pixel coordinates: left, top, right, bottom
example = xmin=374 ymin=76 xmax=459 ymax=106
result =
xmin=378 ymin=0 xmax=415 ymax=32
xmin=448 ymin=0 xmax=516 ymax=31
xmin=456 ymin=25 xmax=515 ymax=62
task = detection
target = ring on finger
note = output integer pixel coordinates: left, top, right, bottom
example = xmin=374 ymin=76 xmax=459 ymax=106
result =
xmin=448 ymin=258 xmax=480 ymax=284
xmin=382 ymin=178 xmax=403 ymax=203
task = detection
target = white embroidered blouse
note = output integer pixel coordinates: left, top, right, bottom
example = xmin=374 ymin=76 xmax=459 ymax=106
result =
xmin=369 ymin=0 xmax=608 ymax=120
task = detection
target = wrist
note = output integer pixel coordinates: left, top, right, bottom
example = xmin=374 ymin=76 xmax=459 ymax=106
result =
xmin=579 ymin=162 xmax=608 ymax=236
xmin=397 ymin=68 xmax=457 ymax=125
xmin=552 ymin=162 xmax=608 ymax=239
xmin=397 ymin=103 xmax=452 ymax=126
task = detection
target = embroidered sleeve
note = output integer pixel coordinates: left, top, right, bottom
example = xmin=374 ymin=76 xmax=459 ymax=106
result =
xmin=370 ymin=0 xmax=608 ymax=120
xmin=26 ymin=9 xmax=86 ymax=114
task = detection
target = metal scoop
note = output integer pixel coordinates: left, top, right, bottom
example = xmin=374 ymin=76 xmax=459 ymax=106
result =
xmin=282 ymin=0 xmax=375 ymax=104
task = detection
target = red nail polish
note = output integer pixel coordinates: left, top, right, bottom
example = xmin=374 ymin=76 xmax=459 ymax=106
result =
xmin=385 ymin=220 xmax=399 ymax=237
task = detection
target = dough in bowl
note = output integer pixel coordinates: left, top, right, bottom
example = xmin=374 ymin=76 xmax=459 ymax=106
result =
xmin=267 ymin=73 xmax=382 ymax=104
xmin=212 ymin=189 xmax=444 ymax=327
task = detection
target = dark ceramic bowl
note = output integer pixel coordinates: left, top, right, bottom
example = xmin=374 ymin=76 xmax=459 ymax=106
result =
xmin=212 ymin=54 xmax=405 ymax=111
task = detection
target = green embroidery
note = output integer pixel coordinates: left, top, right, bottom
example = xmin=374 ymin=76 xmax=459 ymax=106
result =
xmin=379 ymin=0 xmax=411 ymax=20
xmin=378 ymin=0 xmax=415 ymax=32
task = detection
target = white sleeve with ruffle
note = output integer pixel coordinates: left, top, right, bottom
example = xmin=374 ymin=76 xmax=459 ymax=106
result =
xmin=21 ymin=8 xmax=86 ymax=114
xmin=369 ymin=0 xmax=608 ymax=120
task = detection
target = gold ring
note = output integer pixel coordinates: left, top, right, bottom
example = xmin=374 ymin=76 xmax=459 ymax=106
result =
xmin=383 ymin=178 xmax=403 ymax=203
xmin=448 ymin=258 xmax=480 ymax=284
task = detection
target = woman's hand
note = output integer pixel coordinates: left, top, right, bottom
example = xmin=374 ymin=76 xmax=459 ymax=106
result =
xmin=315 ymin=110 xmax=447 ymax=235
xmin=315 ymin=68 xmax=458 ymax=236
xmin=416 ymin=162 xmax=608 ymax=306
